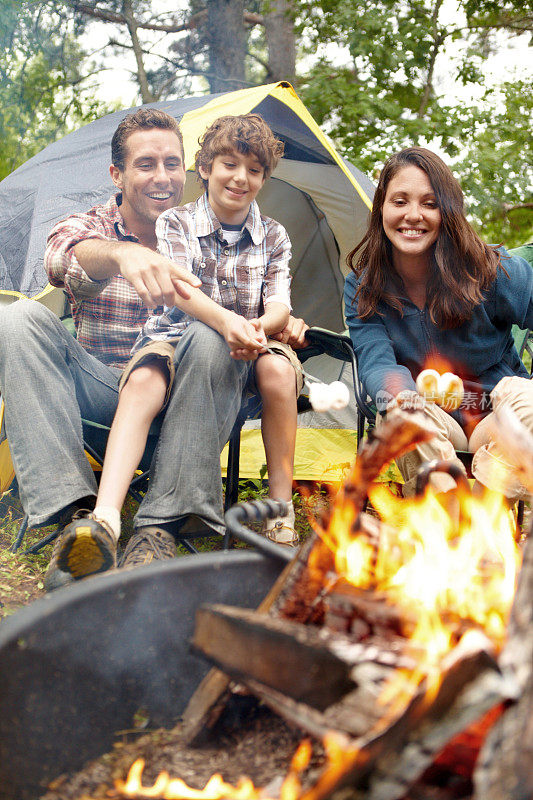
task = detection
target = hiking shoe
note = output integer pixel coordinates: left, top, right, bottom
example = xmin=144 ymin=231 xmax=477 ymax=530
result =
xmin=119 ymin=526 xmax=176 ymax=570
xmin=44 ymin=512 xmax=117 ymax=592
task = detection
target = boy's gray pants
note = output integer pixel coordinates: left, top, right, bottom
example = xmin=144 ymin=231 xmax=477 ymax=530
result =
xmin=0 ymin=301 xmax=249 ymax=534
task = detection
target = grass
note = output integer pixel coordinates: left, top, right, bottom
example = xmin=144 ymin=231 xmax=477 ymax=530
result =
xmin=0 ymin=481 xmax=332 ymax=621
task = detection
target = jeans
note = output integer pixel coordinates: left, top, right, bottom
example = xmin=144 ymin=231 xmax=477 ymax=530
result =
xmin=134 ymin=321 xmax=251 ymax=535
xmin=0 ymin=302 xmax=250 ymax=533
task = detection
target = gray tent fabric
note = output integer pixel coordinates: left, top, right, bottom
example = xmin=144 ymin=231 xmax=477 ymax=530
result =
xmin=0 ymin=88 xmax=374 ymax=308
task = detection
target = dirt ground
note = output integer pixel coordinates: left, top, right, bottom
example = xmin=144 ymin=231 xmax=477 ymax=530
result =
xmin=41 ymin=700 xmax=326 ymax=800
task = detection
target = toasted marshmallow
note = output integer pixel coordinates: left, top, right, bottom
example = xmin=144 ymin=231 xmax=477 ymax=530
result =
xmin=439 ymin=372 xmax=464 ymax=411
xmin=416 ymin=369 xmax=464 ymax=410
xmin=416 ymin=369 xmax=440 ymax=399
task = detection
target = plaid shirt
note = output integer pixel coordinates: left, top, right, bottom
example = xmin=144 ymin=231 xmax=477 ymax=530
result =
xmin=133 ymin=195 xmax=292 ymax=351
xmin=45 ymin=194 xmax=148 ymax=368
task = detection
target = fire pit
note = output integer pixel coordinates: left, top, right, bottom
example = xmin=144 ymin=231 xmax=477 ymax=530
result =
xmin=101 ymin=407 xmax=532 ymax=800
xmin=0 ymin=551 xmax=284 ymax=800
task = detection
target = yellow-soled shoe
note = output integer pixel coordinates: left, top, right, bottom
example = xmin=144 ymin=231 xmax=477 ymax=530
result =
xmin=44 ymin=512 xmax=116 ymax=591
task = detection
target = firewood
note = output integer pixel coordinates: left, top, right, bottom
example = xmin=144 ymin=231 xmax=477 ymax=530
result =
xmin=191 ymin=604 xmax=357 ymax=710
xmin=473 ymin=536 xmax=533 ymax=800
xmin=324 ymin=581 xmax=418 ymax=640
xmin=181 ymin=554 xmax=299 ymax=744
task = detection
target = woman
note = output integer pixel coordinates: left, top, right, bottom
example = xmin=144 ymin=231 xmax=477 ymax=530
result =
xmin=345 ymin=146 xmax=533 ymax=499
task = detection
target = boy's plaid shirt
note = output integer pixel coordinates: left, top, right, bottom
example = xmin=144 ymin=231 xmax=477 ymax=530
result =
xmin=133 ymin=195 xmax=292 ymax=352
xmin=45 ymin=195 xmax=149 ymax=368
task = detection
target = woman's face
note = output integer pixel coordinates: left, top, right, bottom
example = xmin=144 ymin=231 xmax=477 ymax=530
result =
xmin=382 ymin=165 xmax=442 ymax=264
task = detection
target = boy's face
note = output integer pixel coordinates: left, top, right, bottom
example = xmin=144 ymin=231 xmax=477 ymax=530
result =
xmin=199 ymin=149 xmax=265 ymax=226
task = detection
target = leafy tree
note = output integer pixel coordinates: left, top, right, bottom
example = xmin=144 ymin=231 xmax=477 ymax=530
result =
xmin=295 ymin=0 xmax=532 ymax=246
xmin=70 ymin=0 xmax=295 ymax=99
xmin=0 ymin=0 xmax=113 ymax=180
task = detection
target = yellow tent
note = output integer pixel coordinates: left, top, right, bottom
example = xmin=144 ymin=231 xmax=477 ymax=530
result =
xmin=0 ymin=81 xmax=375 ymax=492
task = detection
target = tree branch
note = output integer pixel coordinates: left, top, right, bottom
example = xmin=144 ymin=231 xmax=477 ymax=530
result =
xmin=418 ymin=0 xmax=445 ymax=118
xmin=503 ymin=201 xmax=533 ymax=213
xmin=73 ymin=5 xmax=263 ymax=33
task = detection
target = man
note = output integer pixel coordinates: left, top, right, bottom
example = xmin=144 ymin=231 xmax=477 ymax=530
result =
xmin=0 ymin=108 xmax=308 ymax=591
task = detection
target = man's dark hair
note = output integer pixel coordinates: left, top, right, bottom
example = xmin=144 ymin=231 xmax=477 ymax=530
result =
xmin=111 ymin=108 xmax=183 ymax=171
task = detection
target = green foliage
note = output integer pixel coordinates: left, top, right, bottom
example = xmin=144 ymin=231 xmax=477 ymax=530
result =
xmin=0 ymin=1 xmax=114 ymax=180
xmin=296 ymin=0 xmax=532 ymax=248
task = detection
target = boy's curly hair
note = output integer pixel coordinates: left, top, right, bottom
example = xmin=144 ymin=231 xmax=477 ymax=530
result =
xmin=195 ymin=114 xmax=284 ymax=185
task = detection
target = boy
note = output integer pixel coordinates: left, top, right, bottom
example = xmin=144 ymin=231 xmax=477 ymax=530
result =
xmin=73 ymin=113 xmax=302 ymax=569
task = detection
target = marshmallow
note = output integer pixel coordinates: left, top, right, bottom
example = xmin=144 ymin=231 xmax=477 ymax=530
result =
xmin=328 ymin=381 xmax=350 ymax=410
xmin=308 ymin=381 xmax=350 ymax=413
xmin=309 ymin=382 xmax=331 ymax=413
xmin=416 ymin=368 xmax=440 ymax=400
xmin=416 ymin=369 xmax=464 ymax=411
xmin=439 ymin=372 xmax=464 ymax=411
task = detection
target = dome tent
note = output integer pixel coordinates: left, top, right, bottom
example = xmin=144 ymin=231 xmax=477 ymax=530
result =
xmin=0 ymin=81 xmax=375 ymax=488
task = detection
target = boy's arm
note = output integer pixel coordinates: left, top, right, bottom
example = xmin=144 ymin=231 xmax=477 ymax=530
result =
xmin=256 ymin=301 xmax=290 ymax=336
xmin=174 ymin=287 xmax=266 ymax=356
xmin=157 ymin=208 xmax=265 ymax=357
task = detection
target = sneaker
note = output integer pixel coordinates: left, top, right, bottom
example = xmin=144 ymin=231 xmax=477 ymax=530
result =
xmin=261 ymin=513 xmax=299 ymax=547
xmin=119 ymin=526 xmax=176 ymax=569
xmin=43 ymin=512 xmax=117 ymax=592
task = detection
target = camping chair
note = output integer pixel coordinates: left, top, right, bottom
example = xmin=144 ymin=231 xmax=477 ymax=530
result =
xmin=350 ymin=327 xmax=533 ymax=525
xmin=9 ymin=327 xmax=358 ymax=555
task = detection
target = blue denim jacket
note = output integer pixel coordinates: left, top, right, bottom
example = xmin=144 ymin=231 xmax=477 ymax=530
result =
xmin=344 ymin=248 xmax=533 ymax=415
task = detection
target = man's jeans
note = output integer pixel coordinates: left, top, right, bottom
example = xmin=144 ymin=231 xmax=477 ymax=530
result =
xmin=0 ymin=301 xmax=249 ymax=533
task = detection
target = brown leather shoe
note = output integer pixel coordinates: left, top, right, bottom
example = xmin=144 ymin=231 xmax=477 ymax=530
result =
xmin=119 ymin=526 xmax=176 ymax=569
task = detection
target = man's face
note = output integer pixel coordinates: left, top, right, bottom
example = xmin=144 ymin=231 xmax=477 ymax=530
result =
xmin=110 ymin=128 xmax=186 ymax=234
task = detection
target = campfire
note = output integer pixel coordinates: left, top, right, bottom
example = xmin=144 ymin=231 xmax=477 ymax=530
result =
xmin=84 ymin=407 xmax=532 ymax=800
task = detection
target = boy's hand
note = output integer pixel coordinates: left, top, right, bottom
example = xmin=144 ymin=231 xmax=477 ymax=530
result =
xmin=116 ymin=243 xmax=202 ymax=309
xmin=270 ymin=315 xmax=309 ymax=349
xmin=222 ymin=313 xmax=266 ymax=360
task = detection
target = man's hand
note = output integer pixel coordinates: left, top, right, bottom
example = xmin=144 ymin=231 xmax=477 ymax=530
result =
xmin=222 ymin=315 xmax=267 ymax=361
xmin=72 ymin=239 xmax=202 ymax=309
xmin=270 ymin=315 xmax=309 ymax=349
xmin=116 ymin=243 xmax=202 ymax=309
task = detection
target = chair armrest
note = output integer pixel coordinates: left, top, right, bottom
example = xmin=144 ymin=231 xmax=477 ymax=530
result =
xmin=300 ymin=326 xmax=354 ymax=364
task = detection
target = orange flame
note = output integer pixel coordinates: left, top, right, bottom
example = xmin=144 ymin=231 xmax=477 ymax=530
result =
xmin=325 ymin=480 xmax=521 ymax=673
xmin=111 ymin=474 xmax=521 ymax=800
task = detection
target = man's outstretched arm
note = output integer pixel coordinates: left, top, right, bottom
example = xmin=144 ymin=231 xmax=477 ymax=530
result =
xmin=73 ymin=238 xmax=201 ymax=309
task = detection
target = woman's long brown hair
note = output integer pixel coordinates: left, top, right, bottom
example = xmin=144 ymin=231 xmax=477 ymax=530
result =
xmin=347 ymin=147 xmax=502 ymax=328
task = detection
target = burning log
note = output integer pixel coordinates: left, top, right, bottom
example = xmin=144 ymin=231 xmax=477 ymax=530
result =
xmin=182 ymin=409 xmax=436 ymax=744
xmin=191 ymin=599 xmax=511 ymax=800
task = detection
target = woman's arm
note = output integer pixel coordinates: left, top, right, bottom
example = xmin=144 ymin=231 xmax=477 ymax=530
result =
xmin=344 ymin=273 xmax=416 ymax=410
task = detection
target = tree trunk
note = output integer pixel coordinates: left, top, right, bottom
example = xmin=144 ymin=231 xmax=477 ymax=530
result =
xmin=263 ymin=0 xmax=296 ymax=83
xmin=122 ymin=0 xmax=155 ymax=104
xmin=205 ymin=0 xmax=247 ymax=93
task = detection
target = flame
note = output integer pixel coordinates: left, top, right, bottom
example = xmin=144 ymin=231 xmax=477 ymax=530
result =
xmin=326 ymin=480 xmax=521 ymax=669
xmin=109 ymin=470 xmax=521 ymax=800
xmin=111 ymin=740 xmax=318 ymax=800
